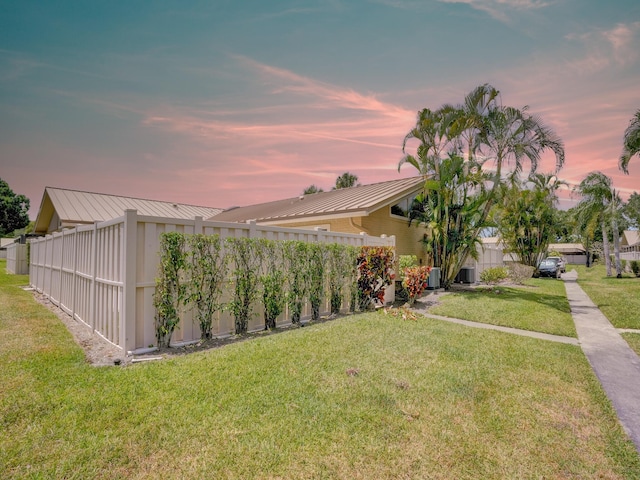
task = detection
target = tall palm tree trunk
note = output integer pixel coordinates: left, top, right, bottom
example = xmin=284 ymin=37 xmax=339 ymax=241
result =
xmin=602 ymin=219 xmax=612 ymax=277
xmin=612 ymin=217 xmax=622 ymax=277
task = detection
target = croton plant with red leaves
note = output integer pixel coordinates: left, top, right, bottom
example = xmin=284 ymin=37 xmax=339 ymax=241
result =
xmin=402 ymin=266 xmax=432 ymax=305
xmin=356 ymin=246 xmax=395 ymax=310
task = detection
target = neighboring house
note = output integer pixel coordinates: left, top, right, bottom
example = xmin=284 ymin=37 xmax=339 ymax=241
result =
xmin=479 ymin=238 xmax=587 ymax=266
xmin=548 ymin=243 xmax=587 ymax=265
xmin=621 ymin=230 xmax=640 ymax=261
xmin=210 ymin=177 xmax=429 ymax=263
xmin=621 ymin=230 xmax=640 ymax=253
xmin=34 ymin=187 xmax=223 ymax=235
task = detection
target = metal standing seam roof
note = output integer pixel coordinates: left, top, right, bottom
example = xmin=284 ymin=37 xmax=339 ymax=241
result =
xmin=209 ymin=176 xmax=425 ymax=223
xmin=41 ymin=187 xmax=222 ymax=225
xmin=622 ymin=230 xmax=640 ymax=247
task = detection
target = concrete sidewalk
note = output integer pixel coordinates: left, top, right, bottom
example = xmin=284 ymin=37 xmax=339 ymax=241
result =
xmin=563 ymin=270 xmax=640 ymax=453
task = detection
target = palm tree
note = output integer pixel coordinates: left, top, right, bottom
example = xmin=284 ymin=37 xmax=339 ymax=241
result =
xmin=333 ymin=172 xmax=360 ymax=190
xmin=399 ymin=84 xmax=565 ymax=284
xmin=409 ymin=154 xmax=490 ymax=289
xmin=620 ymin=109 xmax=640 ymax=174
xmin=574 ymin=172 xmax=624 ymax=277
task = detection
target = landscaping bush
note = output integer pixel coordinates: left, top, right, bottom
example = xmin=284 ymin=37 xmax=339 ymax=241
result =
xmin=226 ymin=237 xmax=262 ymax=334
xmin=631 ymin=260 xmax=640 ymax=277
xmin=186 ymin=234 xmax=227 ymax=339
xmin=154 ymin=231 xmax=187 ymax=347
xmin=480 ymin=266 xmax=508 ymax=286
xmin=307 ymin=243 xmax=326 ymax=321
xmin=327 ymin=244 xmax=356 ymax=315
xmin=398 ymin=255 xmax=418 ymax=277
xmin=260 ymin=239 xmax=286 ymax=330
xmin=357 ymin=246 xmax=395 ymax=310
xmin=402 ymin=266 xmax=432 ymax=305
xmin=507 ymin=263 xmax=535 ymax=285
xmin=284 ymin=241 xmax=309 ymax=325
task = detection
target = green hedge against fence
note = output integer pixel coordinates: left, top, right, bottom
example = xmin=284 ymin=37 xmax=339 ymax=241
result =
xmin=154 ymin=233 xmax=395 ymax=346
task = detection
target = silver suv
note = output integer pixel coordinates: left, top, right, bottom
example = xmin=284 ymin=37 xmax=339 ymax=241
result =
xmin=546 ymin=256 xmax=566 ymax=273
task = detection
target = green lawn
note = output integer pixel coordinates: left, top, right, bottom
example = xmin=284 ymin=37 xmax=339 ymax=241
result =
xmin=428 ymin=278 xmax=577 ymax=337
xmin=2 ymin=260 xmax=639 ymax=479
xmin=573 ymin=264 xmax=640 ymax=330
xmin=621 ymin=333 xmax=640 ymax=357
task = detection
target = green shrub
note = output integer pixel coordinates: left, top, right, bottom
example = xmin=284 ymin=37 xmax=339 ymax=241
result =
xmin=631 ymin=260 xmax=640 ymax=277
xmin=154 ymin=232 xmax=187 ymax=347
xmin=260 ymin=239 xmax=286 ymax=330
xmin=480 ymin=266 xmax=508 ymax=286
xmin=284 ymin=241 xmax=308 ymax=325
xmin=226 ymin=237 xmax=262 ymax=334
xmin=307 ymin=243 xmax=326 ymax=321
xmin=186 ymin=234 xmax=227 ymax=340
xmin=398 ymin=255 xmax=418 ymax=278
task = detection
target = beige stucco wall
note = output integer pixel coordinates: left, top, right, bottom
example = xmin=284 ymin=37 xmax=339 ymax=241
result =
xmin=271 ymin=207 xmax=428 ymax=265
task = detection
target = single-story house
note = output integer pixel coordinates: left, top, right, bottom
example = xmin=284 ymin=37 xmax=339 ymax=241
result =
xmin=34 ymin=187 xmax=223 ymax=235
xmin=621 ymin=230 xmax=640 ymax=253
xmin=479 ymin=238 xmax=587 ymax=265
xmin=210 ymin=176 xmax=429 ymax=264
xmin=548 ymin=243 xmax=587 ymax=265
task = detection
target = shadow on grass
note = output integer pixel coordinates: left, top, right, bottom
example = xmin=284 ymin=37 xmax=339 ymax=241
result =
xmin=452 ymin=283 xmax=571 ymax=315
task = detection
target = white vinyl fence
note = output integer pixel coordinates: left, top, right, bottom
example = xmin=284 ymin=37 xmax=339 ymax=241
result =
xmin=621 ymin=252 xmax=640 ymax=262
xmin=6 ymin=243 xmax=28 ymax=275
xmin=462 ymin=243 xmax=505 ymax=279
xmin=30 ymin=210 xmax=395 ymax=352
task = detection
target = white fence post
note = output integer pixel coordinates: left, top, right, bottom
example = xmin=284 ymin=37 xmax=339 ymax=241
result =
xmin=194 ymin=216 xmax=203 ymax=235
xmin=122 ymin=209 xmax=138 ymax=351
xmin=90 ymin=222 xmax=98 ymax=332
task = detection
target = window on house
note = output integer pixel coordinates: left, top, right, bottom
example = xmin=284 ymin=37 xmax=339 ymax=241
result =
xmin=390 ymin=193 xmax=418 ymax=218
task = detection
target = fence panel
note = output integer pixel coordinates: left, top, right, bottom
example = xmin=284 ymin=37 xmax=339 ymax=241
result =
xmin=30 ymin=211 xmax=395 ymax=352
xmin=6 ymin=243 xmax=28 ymax=274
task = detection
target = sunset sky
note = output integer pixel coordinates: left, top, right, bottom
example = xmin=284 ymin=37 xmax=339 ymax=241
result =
xmin=1 ymin=0 xmax=639 ymax=219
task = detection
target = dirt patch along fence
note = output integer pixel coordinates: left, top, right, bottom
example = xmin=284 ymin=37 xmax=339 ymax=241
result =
xmin=29 ymin=210 xmax=395 ymax=353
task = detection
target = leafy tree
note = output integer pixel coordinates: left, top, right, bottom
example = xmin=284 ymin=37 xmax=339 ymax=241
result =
xmin=624 ymin=192 xmax=640 ymax=229
xmin=495 ymin=173 xmax=565 ymax=269
xmin=0 ymin=178 xmax=30 ymax=236
xmin=333 ymin=172 xmax=360 ymax=190
xmin=303 ymin=184 xmax=324 ymax=195
xmin=553 ymin=208 xmax=580 ymax=243
xmin=620 ymin=109 xmax=640 ymax=174
xmin=399 ymin=84 xmax=565 ymax=287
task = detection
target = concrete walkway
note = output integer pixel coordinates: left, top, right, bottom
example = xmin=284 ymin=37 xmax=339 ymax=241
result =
xmin=562 ymin=270 xmax=640 ymax=453
xmin=423 ymin=312 xmax=579 ymax=345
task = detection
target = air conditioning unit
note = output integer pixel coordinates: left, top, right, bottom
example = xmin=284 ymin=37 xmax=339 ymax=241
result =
xmin=427 ymin=267 xmax=441 ymax=289
xmin=455 ymin=267 xmax=475 ymax=284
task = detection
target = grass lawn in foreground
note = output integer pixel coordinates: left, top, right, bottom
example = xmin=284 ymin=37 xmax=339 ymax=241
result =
xmin=2 ymin=260 xmax=639 ymax=479
xmin=428 ymin=277 xmax=576 ymax=337
xmin=573 ymin=264 xmax=640 ymax=330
